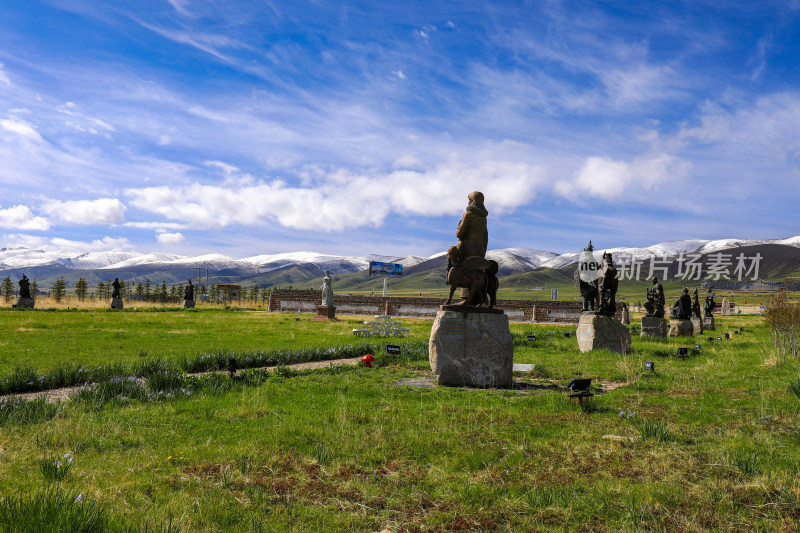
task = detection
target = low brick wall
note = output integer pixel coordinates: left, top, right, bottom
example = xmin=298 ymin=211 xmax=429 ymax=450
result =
xmin=267 ymin=289 xmax=621 ymax=323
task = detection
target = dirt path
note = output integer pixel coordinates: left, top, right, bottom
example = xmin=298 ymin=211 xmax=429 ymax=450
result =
xmin=6 ymin=357 xmax=364 ymax=404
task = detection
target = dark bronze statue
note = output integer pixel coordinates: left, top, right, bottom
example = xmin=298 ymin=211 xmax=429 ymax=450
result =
xmin=692 ymin=288 xmax=702 ymax=319
xmin=111 ymin=277 xmax=121 ymax=299
xmin=644 ymin=276 xmax=665 ymax=318
xmin=444 ymin=246 xmax=498 ymax=308
xmin=18 ymin=274 xmax=31 ymax=299
xmin=670 ymin=287 xmax=693 ymax=320
xmin=456 ymin=191 xmax=488 ymax=260
xmin=704 ymin=289 xmax=716 ymax=318
xmin=184 ymin=280 xmax=194 ymax=301
xmin=599 ymin=252 xmax=618 ymax=316
xmin=575 ymin=241 xmax=599 ymax=312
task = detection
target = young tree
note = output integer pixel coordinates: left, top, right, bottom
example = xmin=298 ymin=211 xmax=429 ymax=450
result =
xmin=199 ymin=285 xmax=206 ymax=302
xmin=144 ymin=279 xmax=152 ymax=301
xmin=51 ymin=278 xmax=67 ymax=302
xmin=119 ymin=280 xmax=128 ymax=299
xmin=135 ymin=282 xmax=144 ymax=301
xmin=75 ymin=278 xmax=88 ymax=301
xmin=1 ymin=277 xmax=13 ymax=302
xmin=260 ymin=287 xmax=270 ymax=306
xmin=209 ymin=284 xmax=218 ymax=303
xmin=169 ymin=284 xmax=177 ymax=303
xmin=249 ymin=285 xmax=259 ymax=303
xmin=96 ymin=281 xmax=106 ymax=300
xmin=159 ymin=281 xmax=168 ymax=303
xmin=176 ymin=283 xmax=184 ymax=302
xmin=31 ymin=278 xmax=38 ymax=300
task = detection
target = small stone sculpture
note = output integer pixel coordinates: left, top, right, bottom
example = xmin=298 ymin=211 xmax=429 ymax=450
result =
xmin=111 ymin=278 xmax=121 ymax=299
xmin=704 ymin=289 xmax=716 ymax=318
xmin=692 ymin=288 xmax=702 ymax=319
xmin=575 ymin=241 xmax=599 ymax=312
xmin=184 ymin=280 xmax=194 ymax=301
xmin=599 ymin=252 xmax=618 ymax=316
xmin=444 ymin=246 xmax=498 ymax=307
xmin=320 ymin=270 xmax=334 ymax=307
xmin=670 ymin=287 xmax=693 ymax=320
xmin=18 ymin=274 xmax=31 ymax=299
xmin=644 ymin=276 xmax=665 ymax=318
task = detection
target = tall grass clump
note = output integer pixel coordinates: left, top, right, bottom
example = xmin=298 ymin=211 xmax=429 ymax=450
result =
xmin=0 ymin=488 xmax=181 ymax=532
xmin=620 ymin=410 xmax=673 ymax=442
xmin=764 ymin=291 xmax=800 ymax=363
xmin=0 ymin=396 xmax=59 ymax=425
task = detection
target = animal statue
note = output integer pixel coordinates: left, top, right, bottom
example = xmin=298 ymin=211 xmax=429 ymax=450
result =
xmin=444 ymin=246 xmax=499 ymax=308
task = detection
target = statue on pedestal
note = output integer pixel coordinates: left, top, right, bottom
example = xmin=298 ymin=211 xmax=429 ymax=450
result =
xmin=18 ymin=274 xmax=31 ymax=299
xmin=575 ymin=241 xmax=599 ymax=312
xmin=184 ymin=280 xmax=194 ymax=300
xmin=444 ymin=191 xmax=499 ymax=309
xmin=692 ymin=288 xmax=702 ymax=319
xmin=704 ymin=289 xmax=716 ymax=318
xmin=111 ymin=278 xmax=121 ymax=299
xmin=670 ymin=287 xmax=693 ymax=320
xmin=599 ymin=252 xmax=618 ymax=316
xmin=644 ymin=276 xmax=665 ymax=318
xmin=320 ymin=270 xmax=334 ymax=307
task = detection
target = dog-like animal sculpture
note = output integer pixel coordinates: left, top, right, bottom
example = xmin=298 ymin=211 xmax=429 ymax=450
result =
xmin=444 ymin=246 xmax=499 ymax=308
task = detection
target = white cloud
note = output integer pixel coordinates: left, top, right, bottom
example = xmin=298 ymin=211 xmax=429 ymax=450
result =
xmin=156 ymin=231 xmax=186 ymax=245
xmin=0 ymin=118 xmax=45 ymax=142
xmin=555 ymin=153 xmax=690 ymax=201
xmin=392 ymin=70 xmax=407 ymax=80
xmin=125 ymin=156 xmax=545 ymax=231
xmin=49 ymin=236 xmax=132 ymax=251
xmin=0 ymin=63 xmax=11 ymax=87
xmin=124 ymin=221 xmax=188 ymax=230
xmin=0 ymin=205 xmax=50 ymax=230
xmin=41 ymin=198 xmax=126 ymax=225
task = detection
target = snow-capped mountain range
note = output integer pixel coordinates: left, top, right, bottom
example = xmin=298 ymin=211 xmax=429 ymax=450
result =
xmin=0 ymin=236 xmax=798 ymax=277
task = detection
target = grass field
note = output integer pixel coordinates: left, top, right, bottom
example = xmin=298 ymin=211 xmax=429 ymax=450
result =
xmin=1 ymin=308 xmax=799 ymax=532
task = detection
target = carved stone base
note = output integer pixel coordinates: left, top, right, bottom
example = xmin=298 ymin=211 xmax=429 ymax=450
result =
xmin=576 ymin=313 xmax=631 ymax=354
xmin=703 ymin=316 xmax=715 ymax=330
xmin=690 ymin=317 xmax=704 ymax=334
xmin=13 ymin=297 xmax=34 ymax=309
xmin=311 ymin=305 xmax=336 ymax=321
xmin=429 ymin=310 xmax=513 ymax=388
xmin=111 ymin=298 xmax=124 ymax=310
xmin=640 ymin=316 xmax=667 ymax=338
xmin=439 ymin=304 xmax=504 ymax=314
xmin=668 ymin=318 xmax=695 ymax=337
xmin=183 ymin=299 xmax=196 ymax=309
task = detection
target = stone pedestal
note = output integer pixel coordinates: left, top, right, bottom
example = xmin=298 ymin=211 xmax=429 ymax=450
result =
xmin=640 ymin=316 xmax=667 ymax=338
xmin=111 ymin=298 xmax=124 ymax=310
xmin=703 ymin=316 xmax=715 ymax=330
xmin=183 ymin=299 xmax=196 ymax=309
xmin=668 ymin=319 xmax=695 ymax=337
xmin=690 ymin=317 xmax=704 ymax=334
xmin=311 ymin=305 xmax=336 ymax=321
xmin=429 ymin=309 xmax=513 ymax=388
xmin=576 ymin=313 xmax=632 ymax=354
xmin=13 ymin=297 xmax=35 ymax=309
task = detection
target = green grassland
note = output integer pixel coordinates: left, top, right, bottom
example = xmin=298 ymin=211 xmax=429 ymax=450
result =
xmin=1 ymin=309 xmax=800 ymax=531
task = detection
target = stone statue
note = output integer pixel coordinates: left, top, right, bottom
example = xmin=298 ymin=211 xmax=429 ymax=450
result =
xmin=704 ymin=289 xmax=716 ymax=318
xmin=670 ymin=287 xmax=693 ymax=320
xmin=184 ymin=280 xmax=194 ymax=301
xmin=111 ymin=277 xmax=121 ymax=299
xmin=644 ymin=276 xmax=665 ymax=318
xmin=320 ymin=270 xmax=334 ymax=307
xmin=18 ymin=274 xmax=31 ymax=299
xmin=456 ymin=191 xmax=488 ymax=260
xmin=692 ymin=288 xmax=702 ymax=319
xmin=599 ymin=252 xmax=618 ymax=317
xmin=444 ymin=246 xmax=498 ymax=307
xmin=575 ymin=241 xmax=599 ymax=312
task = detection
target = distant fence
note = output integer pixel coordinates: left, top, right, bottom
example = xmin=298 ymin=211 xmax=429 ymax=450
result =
xmin=267 ymin=289 xmax=622 ymax=323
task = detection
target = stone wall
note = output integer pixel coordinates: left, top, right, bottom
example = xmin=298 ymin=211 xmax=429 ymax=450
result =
xmin=267 ymin=289 xmax=621 ymax=323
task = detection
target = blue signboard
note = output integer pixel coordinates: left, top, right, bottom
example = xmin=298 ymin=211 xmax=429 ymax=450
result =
xmin=369 ymin=261 xmax=403 ymax=277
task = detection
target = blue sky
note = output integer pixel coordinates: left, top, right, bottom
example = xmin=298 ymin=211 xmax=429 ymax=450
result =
xmin=0 ymin=0 xmax=798 ymax=258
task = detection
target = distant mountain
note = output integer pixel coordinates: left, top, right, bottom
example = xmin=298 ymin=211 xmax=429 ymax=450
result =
xmin=1 ymin=236 xmax=798 ymax=289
